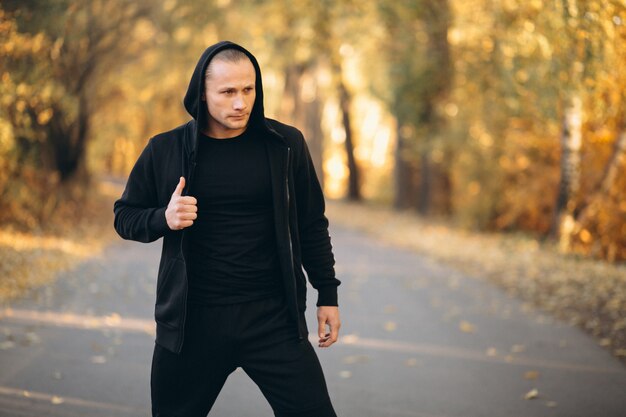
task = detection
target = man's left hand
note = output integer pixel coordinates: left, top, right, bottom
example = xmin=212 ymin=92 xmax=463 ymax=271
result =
xmin=317 ymin=306 xmax=341 ymax=348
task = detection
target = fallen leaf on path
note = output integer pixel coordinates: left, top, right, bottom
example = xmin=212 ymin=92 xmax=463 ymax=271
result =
xmin=511 ymin=344 xmax=526 ymax=353
xmin=51 ymin=396 xmax=64 ymax=405
xmin=546 ymin=401 xmax=558 ymax=407
xmin=24 ymin=332 xmax=41 ymax=345
xmin=339 ymin=370 xmax=352 ymax=379
xmin=524 ymin=388 xmax=539 ymax=400
xmin=342 ymin=334 xmax=359 ymax=344
xmin=91 ymin=355 xmax=107 ymax=364
xmin=524 ymin=371 xmax=540 ymax=380
xmin=384 ymin=321 xmax=397 ymax=332
xmin=342 ymin=355 xmax=371 ymax=364
xmin=485 ymin=347 xmax=498 ymax=357
xmin=0 ymin=341 xmax=15 ymax=350
xmin=459 ymin=320 xmax=475 ymax=333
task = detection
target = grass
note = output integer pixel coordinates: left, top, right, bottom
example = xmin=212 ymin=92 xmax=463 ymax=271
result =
xmin=0 ymin=179 xmax=121 ymax=305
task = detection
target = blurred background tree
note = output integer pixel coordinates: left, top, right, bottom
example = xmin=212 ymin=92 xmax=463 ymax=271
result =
xmin=378 ymin=0 xmax=452 ymax=213
xmin=1 ymin=0 xmax=161 ymax=226
xmin=1 ymin=0 xmax=624 ymax=261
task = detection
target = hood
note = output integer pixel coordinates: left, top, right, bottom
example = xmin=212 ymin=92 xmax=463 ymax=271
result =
xmin=183 ymin=41 xmax=267 ymax=138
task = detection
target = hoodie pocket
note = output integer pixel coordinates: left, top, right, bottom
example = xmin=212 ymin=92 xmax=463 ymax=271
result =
xmin=155 ymin=257 xmax=187 ymax=328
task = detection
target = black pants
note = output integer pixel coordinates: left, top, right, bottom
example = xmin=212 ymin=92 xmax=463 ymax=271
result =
xmin=151 ymin=296 xmax=337 ymax=417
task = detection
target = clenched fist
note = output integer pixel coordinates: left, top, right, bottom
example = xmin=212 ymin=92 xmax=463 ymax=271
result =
xmin=165 ymin=177 xmax=198 ymax=230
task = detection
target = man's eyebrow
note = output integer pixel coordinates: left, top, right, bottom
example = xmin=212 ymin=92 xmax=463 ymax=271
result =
xmin=218 ymin=83 xmax=254 ymax=90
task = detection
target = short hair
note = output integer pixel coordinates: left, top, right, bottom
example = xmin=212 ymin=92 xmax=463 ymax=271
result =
xmin=205 ymin=48 xmax=251 ymax=80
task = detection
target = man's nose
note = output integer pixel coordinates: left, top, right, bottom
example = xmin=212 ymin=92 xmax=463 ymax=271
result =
xmin=233 ymin=95 xmax=246 ymax=110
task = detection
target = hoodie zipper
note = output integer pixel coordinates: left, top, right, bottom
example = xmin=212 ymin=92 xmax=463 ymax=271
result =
xmin=284 ymin=147 xmax=303 ymax=341
xmin=176 ymin=155 xmax=196 ymax=352
xmin=285 ymin=148 xmax=295 ymax=269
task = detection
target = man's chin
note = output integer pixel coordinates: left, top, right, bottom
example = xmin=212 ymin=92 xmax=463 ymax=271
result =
xmin=207 ymin=117 xmax=251 ymax=137
xmin=226 ymin=119 xmax=249 ymax=130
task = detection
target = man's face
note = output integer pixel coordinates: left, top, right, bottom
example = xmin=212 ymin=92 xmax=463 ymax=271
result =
xmin=203 ymin=58 xmax=256 ymax=138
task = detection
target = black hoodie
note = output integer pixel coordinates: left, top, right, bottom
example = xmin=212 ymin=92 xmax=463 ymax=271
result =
xmin=113 ymin=41 xmax=340 ymax=354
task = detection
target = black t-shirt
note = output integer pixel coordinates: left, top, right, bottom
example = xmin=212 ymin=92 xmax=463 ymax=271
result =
xmin=186 ymin=129 xmax=282 ymax=305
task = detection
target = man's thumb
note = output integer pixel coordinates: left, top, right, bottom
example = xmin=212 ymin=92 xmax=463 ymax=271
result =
xmin=173 ymin=177 xmax=185 ymax=196
xmin=318 ymin=321 xmax=326 ymax=338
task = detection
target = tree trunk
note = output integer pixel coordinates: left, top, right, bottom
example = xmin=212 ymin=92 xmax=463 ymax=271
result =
xmin=418 ymin=149 xmax=431 ymax=214
xmin=280 ymin=65 xmax=325 ymax=186
xmin=302 ymin=91 xmax=324 ymax=188
xmin=551 ymin=94 xmax=583 ymax=251
xmin=574 ymin=126 xmax=626 ymax=229
xmin=394 ymin=126 xmax=418 ymax=209
xmin=595 ymin=130 xmax=626 ymax=196
xmin=279 ymin=65 xmax=304 ymax=126
xmin=416 ymin=0 xmax=452 ymax=214
xmin=338 ymin=81 xmax=360 ymax=201
xmin=45 ymin=95 xmax=89 ymax=183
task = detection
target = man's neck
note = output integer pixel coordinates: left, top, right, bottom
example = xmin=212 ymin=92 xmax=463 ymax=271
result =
xmin=202 ymin=126 xmax=248 ymax=139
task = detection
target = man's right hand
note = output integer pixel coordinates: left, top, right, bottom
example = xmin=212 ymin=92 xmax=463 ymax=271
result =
xmin=165 ymin=177 xmax=198 ymax=230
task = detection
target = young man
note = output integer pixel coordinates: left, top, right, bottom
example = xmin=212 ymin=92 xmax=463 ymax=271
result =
xmin=114 ymin=41 xmax=341 ymax=417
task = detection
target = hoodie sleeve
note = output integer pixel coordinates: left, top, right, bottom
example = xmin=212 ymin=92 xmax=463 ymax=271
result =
xmin=293 ymin=133 xmax=341 ymax=307
xmin=113 ymin=138 xmax=171 ymax=243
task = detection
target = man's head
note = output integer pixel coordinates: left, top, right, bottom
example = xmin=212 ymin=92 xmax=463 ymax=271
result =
xmin=202 ymin=48 xmax=256 ymax=138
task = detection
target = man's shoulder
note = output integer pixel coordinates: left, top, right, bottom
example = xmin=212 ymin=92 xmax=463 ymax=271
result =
xmin=265 ymin=118 xmax=304 ymax=143
xmin=150 ymin=121 xmax=193 ymax=147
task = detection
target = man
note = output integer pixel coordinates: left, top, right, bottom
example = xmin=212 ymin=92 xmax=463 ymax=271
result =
xmin=114 ymin=41 xmax=341 ymax=417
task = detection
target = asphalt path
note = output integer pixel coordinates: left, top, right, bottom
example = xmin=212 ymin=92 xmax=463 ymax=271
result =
xmin=1 ymin=224 xmax=625 ymax=417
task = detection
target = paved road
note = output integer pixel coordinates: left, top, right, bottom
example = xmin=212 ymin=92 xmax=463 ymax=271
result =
xmin=1 ymin=224 xmax=625 ymax=417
